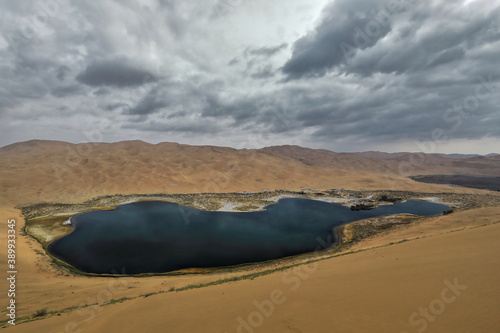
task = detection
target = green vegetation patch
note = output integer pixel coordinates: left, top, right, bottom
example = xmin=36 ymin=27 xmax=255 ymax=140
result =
xmin=234 ymin=204 xmax=261 ymax=211
xmin=25 ymin=215 xmax=73 ymax=247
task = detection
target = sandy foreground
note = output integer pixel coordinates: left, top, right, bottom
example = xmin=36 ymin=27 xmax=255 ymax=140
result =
xmin=1 ymin=196 xmax=499 ymax=332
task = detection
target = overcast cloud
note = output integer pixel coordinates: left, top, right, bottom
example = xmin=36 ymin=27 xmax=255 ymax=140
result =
xmin=0 ymin=0 xmax=499 ymax=153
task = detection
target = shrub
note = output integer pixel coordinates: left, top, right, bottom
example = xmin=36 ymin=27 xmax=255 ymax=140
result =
xmin=32 ymin=307 xmax=48 ymax=318
xmin=379 ymin=195 xmax=402 ymax=202
xmin=350 ymin=203 xmax=375 ymax=211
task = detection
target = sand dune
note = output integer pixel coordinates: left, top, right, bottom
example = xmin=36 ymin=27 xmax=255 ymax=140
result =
xmin=260 ymin=145 xmax=500 ymax=176
xmin=0 ymin=140 xmax=486 ymax=206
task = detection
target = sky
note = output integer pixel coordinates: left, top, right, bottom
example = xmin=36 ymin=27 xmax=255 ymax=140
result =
xmin=0 ymin=0 xmax=499 ymax=153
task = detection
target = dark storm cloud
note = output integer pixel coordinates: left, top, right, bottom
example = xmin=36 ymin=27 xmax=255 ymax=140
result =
xmin=250 ymin=65 xmax=275 ymax=79
xmin=0 ymin=95 xmax=16 ymax=114
xmin=51 ymin=84 xmax=83 ymax=98
xmin=247 ymin=43 xmax=288 ymax=57
xmin=127 ymin=92 xmax=168 ymax=115
xmin=283 ymin=0 xmax=500 ymax=79
xmin=426 ymin=47 xmax=466 ymax=69
xmin=106 ymin=102 xmax=129 ymax=111
xmin=122 ymin=120 xmax=221 ymax=134
xmin=299 ymin=74 xmax=500 ymax=143
xmin=199 ymin=89 xmax=300 ymax=133
xmin=125 ymin=79 xmax=225 ymax=117
xmin=267 ymin=0 xmax=500 ymax=148
xmin=56 ymin=65 xmax=71 ymax=81
xmin=228 ymin=58 xmax=239 ymax=66
xmin=236 ymin=43 xmax=287 ymax=80
xmin=204 ymin=98 xmax=257 ymax=121
xmin=346 ymin=8 xmax=500 ymax=77
xmin=93 ymin=88 xmax=111 ymax=96
xmin=282 ymin=0 xmax=393 ymax=79
xmin=76 ymin=59 xmax=155 ymax=87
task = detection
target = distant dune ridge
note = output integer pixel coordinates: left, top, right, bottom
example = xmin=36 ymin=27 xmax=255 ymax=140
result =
xmin=0 ymin=140 xmax=498 ymax=206
xmin=260 ymin=145 xmax=500 ymax=176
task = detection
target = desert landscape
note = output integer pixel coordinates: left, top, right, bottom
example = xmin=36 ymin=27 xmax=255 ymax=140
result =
xmin=1 ymin=0 xmax=500 ymax=332
xmin=1 ymin=140 xmax=499 ymax=332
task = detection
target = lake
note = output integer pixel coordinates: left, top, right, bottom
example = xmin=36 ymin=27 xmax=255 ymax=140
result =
xmin=411 ymin=175 xmax=500 ymax=191
xmin=48 ymin=198 xmax=451 ymax=274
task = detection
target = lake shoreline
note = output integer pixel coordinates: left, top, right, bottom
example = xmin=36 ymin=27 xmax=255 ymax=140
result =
xmin=22 ymin=189 xmax=500 ymax=277
xmin=21 ymin=188 xmax=499 ymax=220
xmin=47 ymin=198 xmax=451 ymax=275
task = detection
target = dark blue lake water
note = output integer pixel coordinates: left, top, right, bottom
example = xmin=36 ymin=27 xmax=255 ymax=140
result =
xmin=48 ymin=199 xmax=451 ymax=274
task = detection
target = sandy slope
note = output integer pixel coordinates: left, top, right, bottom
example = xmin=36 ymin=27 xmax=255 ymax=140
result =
xmin=3 ymin=206 xmax=499 ymax=333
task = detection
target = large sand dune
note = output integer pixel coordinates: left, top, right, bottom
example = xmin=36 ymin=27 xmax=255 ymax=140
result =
xmin=0 ymin=140 xmax=487 ymax=206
